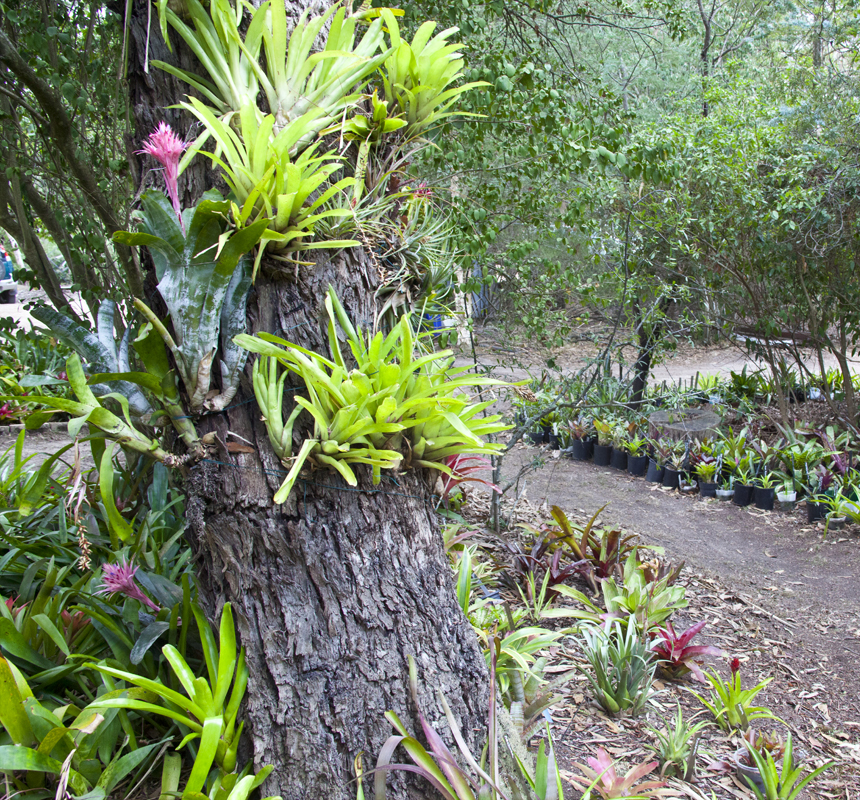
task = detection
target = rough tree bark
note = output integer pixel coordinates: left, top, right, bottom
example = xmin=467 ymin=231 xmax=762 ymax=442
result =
xmin=126 ymin=2 xmax=490 ymax=798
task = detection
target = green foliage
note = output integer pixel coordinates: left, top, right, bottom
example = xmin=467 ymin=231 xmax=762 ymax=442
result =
xmin=578 ymin=621 xmax=655 ymax=716
xmin=378 ymin=11 xmax=490 ymax=138
xmin=181 ymin=101 xmax=359 ymax=272
xmin=3 ymin=353 xmax=169 ymax=461
xmin=645 ymin=704 xmax=708 ymax=781
xmin=89 ymin=602 xmax=277 ymax=800
xmin=31 ymin=301 xmax=151 ymax=417
xmin=570 ymin=746 xmax=671 ymax=799
xmin=689 ymin=667 xmax=779 ymax=732
xmin=0 ymin=656 xmax=166 ymax=800
xmin=741 ymin=734 xmax=833 ymax=800
xmin=153 ymin=0 xmax=262 ymax=115
xmin=0 ymin=0 xmax=139 ymax=300
xmin=601 ymin=550 xmax=688 ymax=629
xmin=114 ymin=191 xmax=269 ymax=413
xmin=238 ymin=287 xmax=509 ymax=501
xmin=376 ymin=654 xmax=559 ymax=800
xmin=477 ymin=626 xmax=561 ymax=699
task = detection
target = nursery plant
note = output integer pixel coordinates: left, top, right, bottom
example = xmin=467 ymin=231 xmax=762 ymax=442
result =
xmin=601 ymin=549 xmax=688 ymax=629
xmin=570 ymin=747 xmax=673 ymax=799
xmin=694 ymin=457 xmax=718 ymax=484
xmin=689 ymin=660 xmax=780 ymax=731
xmin=646 ymin=704 xmax=709 ymax=781
xmin=578 ymin=621 xmax=656 ymax=716
xmin=529 ymin=504 xmax=638 ymax=591
xmin=650 ymin=620 xmax=724 ymax=682
xmin=741 ymin=733 xmax=833 ymax=800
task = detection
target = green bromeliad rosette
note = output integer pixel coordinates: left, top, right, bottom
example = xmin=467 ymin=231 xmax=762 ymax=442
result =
xmin=235 ymin=288 xmax=512 ymax=503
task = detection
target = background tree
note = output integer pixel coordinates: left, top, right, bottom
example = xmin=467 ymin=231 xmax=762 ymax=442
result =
xmin=0 ymin=0 xmax=143 ymax=314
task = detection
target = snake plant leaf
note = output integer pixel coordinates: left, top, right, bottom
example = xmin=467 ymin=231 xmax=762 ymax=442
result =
xmin=31 ymin=301 xmax=152 ymax=417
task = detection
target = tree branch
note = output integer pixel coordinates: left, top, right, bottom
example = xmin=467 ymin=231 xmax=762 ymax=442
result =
xmin=0 ymin=27 xmax=144 ymax=298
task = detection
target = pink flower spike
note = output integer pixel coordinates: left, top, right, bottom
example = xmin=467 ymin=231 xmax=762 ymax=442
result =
xmin=97 ymin=560 xmax=160 ymax=612
xmin=136 ymin=122 xmax=188 ymax=233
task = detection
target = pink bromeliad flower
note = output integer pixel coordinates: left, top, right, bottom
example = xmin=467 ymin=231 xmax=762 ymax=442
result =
xmin=136 ymin=122 xmax=188 ymax=233
xmin=97 ymin=560 xmax=160 ymax=612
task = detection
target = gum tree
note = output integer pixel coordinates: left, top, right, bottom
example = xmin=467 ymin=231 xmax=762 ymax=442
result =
xmin=35 ymin=1 xmax=496 ymax=797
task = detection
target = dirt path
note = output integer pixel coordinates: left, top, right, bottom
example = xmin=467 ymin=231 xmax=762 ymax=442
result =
xmin=501 ymin=445 xmax=860 ymax=660
xmin=494 ymin=446 xmax=860 ymax=796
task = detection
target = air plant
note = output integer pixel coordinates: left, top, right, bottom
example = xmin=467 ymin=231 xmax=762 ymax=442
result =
xmin=649 ymin=620 xmax=724 ymax=682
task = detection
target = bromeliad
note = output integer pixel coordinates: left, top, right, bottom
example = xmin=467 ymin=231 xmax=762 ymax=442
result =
xmin=237 ymin=288 xmax=512 ymax=502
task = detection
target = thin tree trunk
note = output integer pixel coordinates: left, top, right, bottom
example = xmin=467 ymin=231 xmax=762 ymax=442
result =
xmin=630 ymin=300 xmax=666 ymax=407
xmin=697 ymin=0 xmax=714 ymax=117
xmin=127 ymin=3 xmax=490 ymax=797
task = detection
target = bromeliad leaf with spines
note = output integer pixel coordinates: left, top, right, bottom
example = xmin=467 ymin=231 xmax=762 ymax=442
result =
xmin=235 ymin=287 xmax=511 ymax=502
xmin=113 ymin=190 xmax=269 ymax=413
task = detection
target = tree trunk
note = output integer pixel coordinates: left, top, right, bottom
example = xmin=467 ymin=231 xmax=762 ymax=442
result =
xmin=697 ymin=0 xmax=713 ymax=118
xmin=126 ymin=3 xmax=490 ymax=798
xmin=630 ymin=300 xmax=666 ymax=407
xmin=185 ymin=252 xmax=490 ymax=799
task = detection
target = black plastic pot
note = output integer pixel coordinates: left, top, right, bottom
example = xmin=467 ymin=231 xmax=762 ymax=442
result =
xmin=646 ymin=459 xmax=664 ymax=483
xmin=733 ymin=483 xmax=754 ymax=507
xmin=610 ymin=448 xmax=628 ymax=471
xmin=526 ymin=430 xmax=544 ymax=445
xmin=593 ymin=444 xmax=612 ymax=467
xmin=628 ymin=454 xmax=648 ymax=477
xmin=548 ymin=433 xmax=561 ymax=450
xmin=662 ymin=467 xmax=682 ymax=489
xmin=569 ymin=439 xmax=591 ymax=461
xmin=541 ymin=424 xmax=552 ymax=444
xmin=807 ymin=500 xmax=827 ymax=523
xmin=754 ymin=486 xmax=775 ymax=511
xmin=700 ymin=481 xmax=718 ymax=498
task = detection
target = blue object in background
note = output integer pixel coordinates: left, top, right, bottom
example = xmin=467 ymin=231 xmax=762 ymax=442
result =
xmin=422 ymin=313 xmax=443 ymax=330
xmin=3 ymin=254 xmax=12 ymax=280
